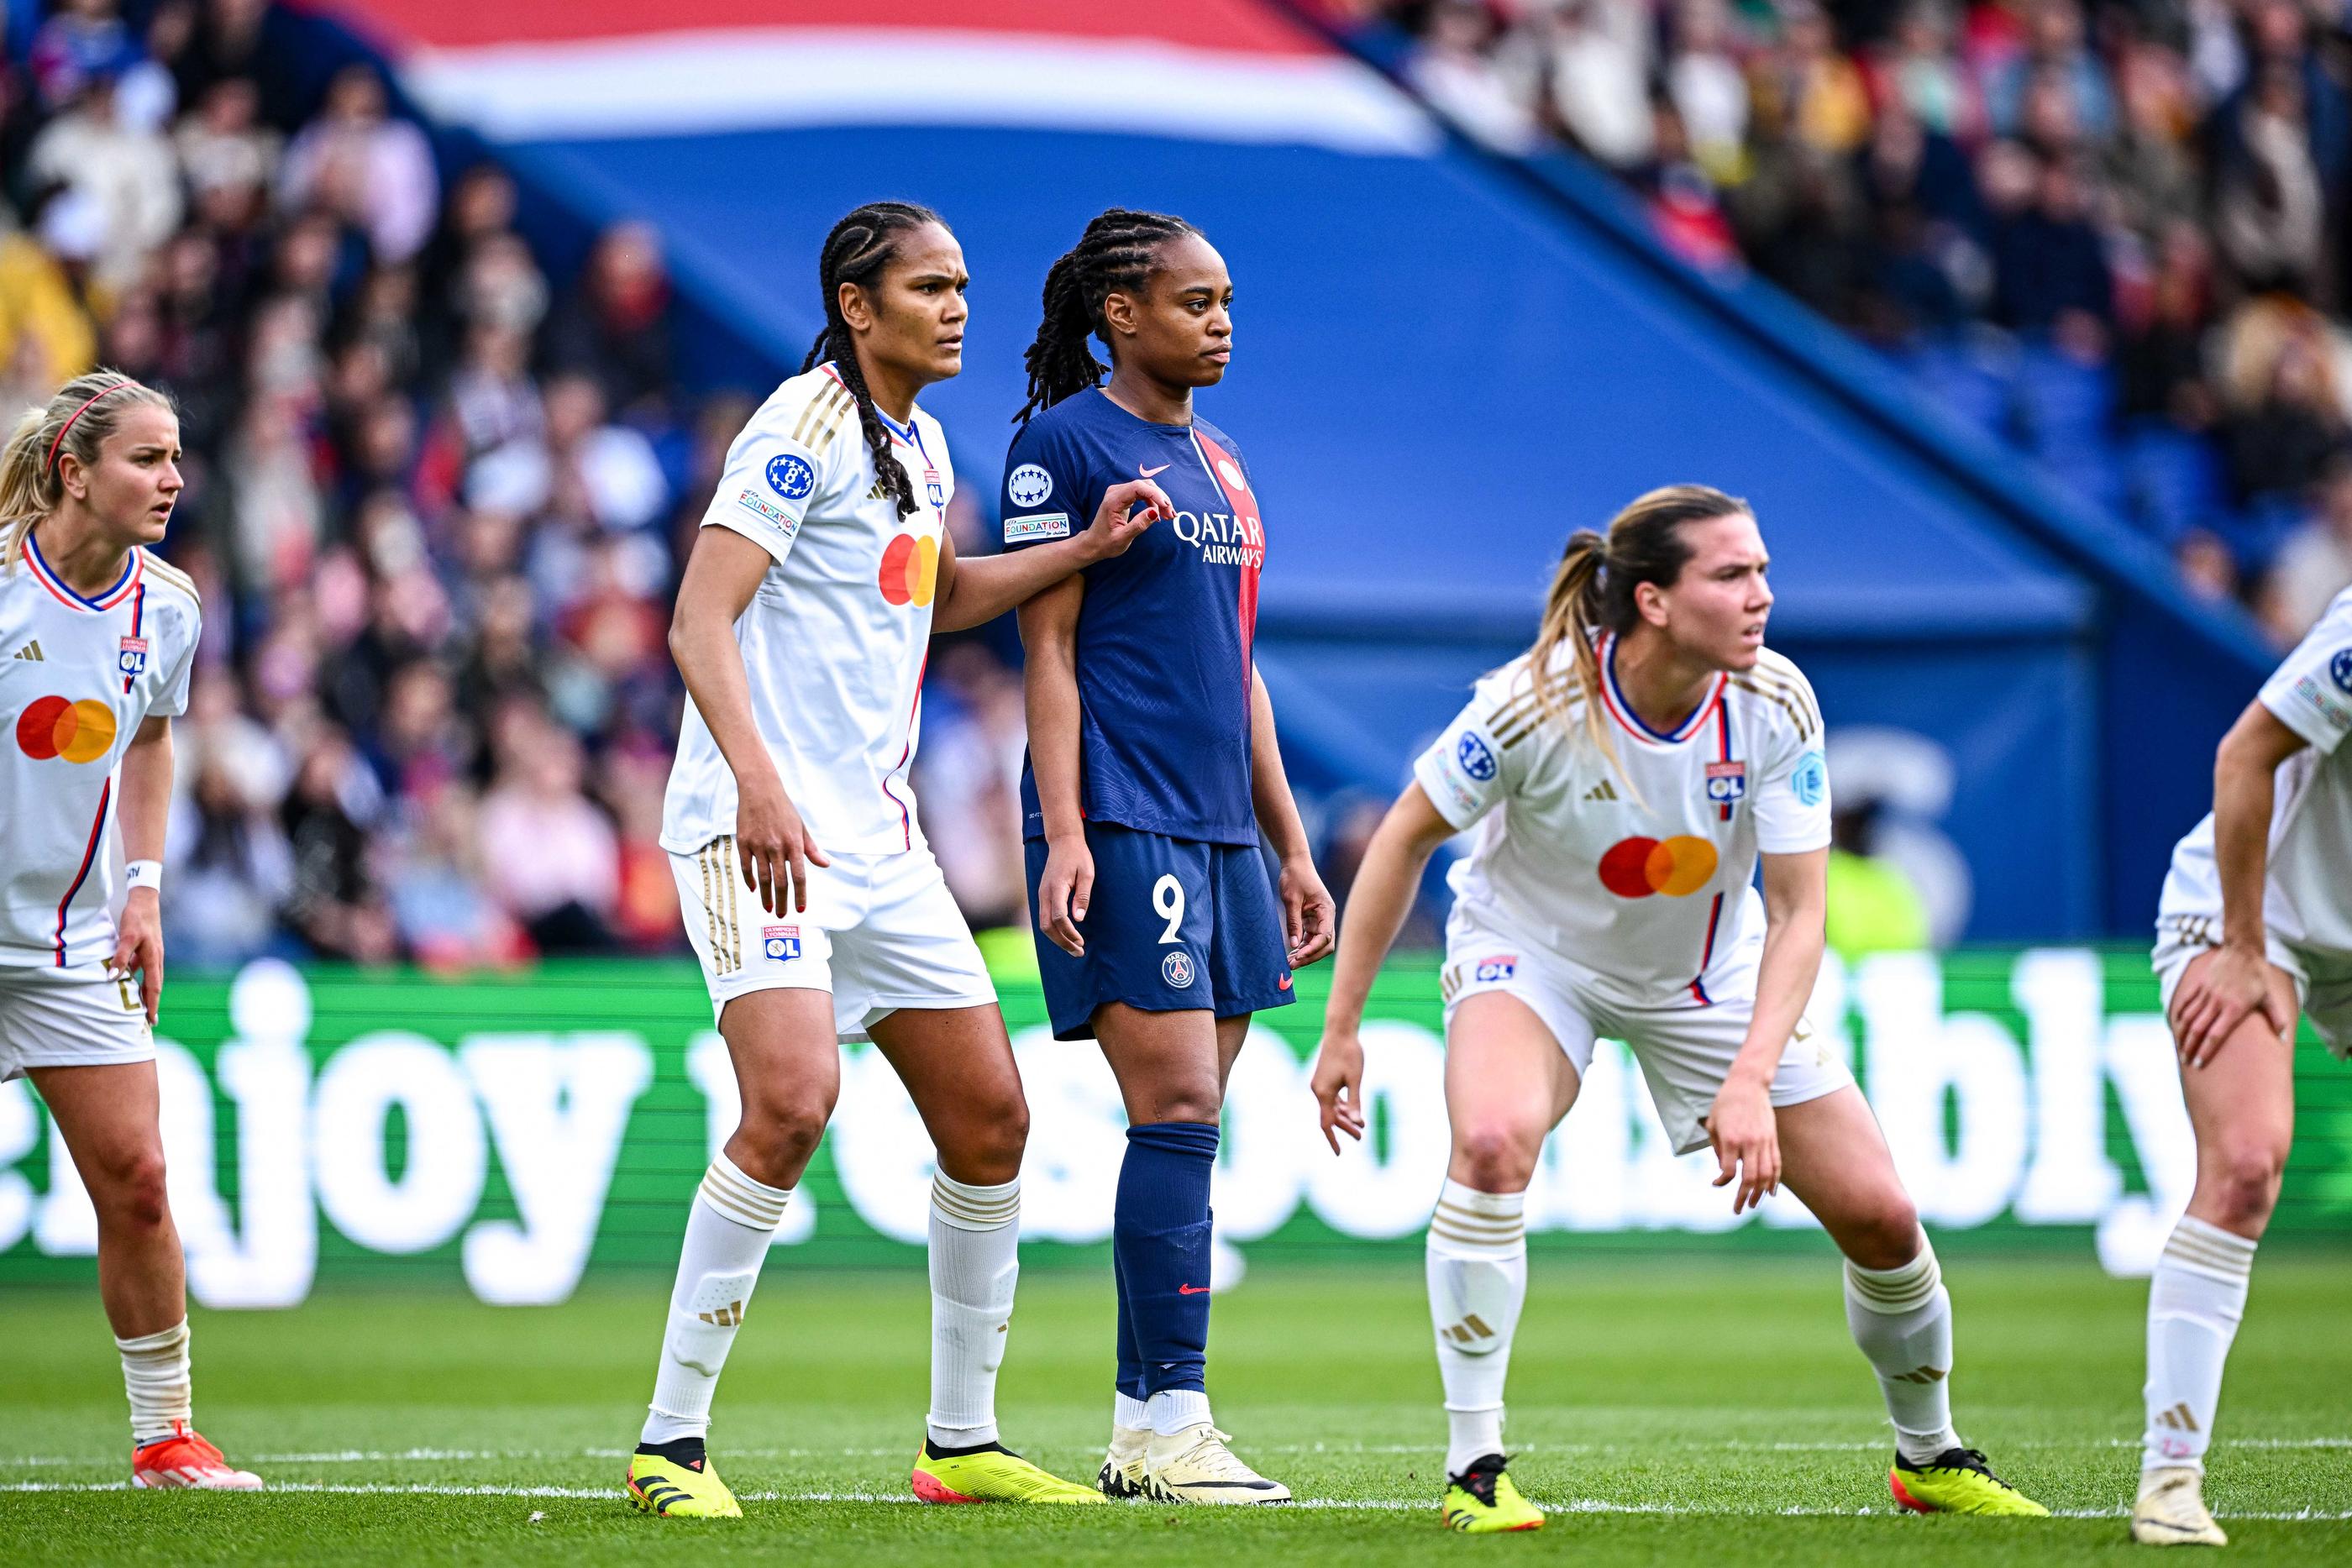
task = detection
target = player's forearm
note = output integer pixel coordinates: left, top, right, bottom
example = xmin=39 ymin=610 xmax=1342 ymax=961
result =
xmin=1325 ymin=807 xmax=1432 ymax=1033
xmin=669 ymin=615 xmax=786 ymax=800
xmin=1247 ymin=669 xmax=1311 ymax=862
xmin=1023 ymin=651 xmax=1086 ymax=842
xmin=116 ymin=720 xmax=173 ymax=863
xmin=2212 ymin=736 xmax=2278 ymax=952
xmin=932 ymin=541 xmax=1097 ymax=634
xmin=1734 ymin=904 xmax=1824 ymax=1087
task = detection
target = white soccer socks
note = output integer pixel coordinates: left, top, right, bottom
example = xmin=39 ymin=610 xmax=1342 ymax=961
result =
xmin=1843 ymin=1242 xmax=1962 ymax=1463
xmin=643 ymin=1154 xmax=790 ymax=1445
xmin=117 ymin=1319 xmax=192 ymax=1445
xmin=927 ymin=1172 xmax=1021 ymax=1450
xmin=1426 ymin=1179 xmax=1529 ymax=1475
xmin=2143 ymin=1216 xmax=2256 ymax=1476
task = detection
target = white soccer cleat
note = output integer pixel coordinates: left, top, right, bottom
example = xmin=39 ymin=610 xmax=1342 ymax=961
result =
xmin=1098 ymin=1424 xmax=1148 ymax=1498
xmin=2132 ymin=1467 xmax=2228 ymax=1546
xmin=1142 ymin=1424 xmax=1289 ymax=1504
xmin=131 ymin=1424 xmax=263 ymax=1490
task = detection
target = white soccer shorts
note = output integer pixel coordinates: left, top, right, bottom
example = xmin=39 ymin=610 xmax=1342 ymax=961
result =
xmin=0 ymin=962 xmax=158 ymax=1082
xmin=1439 ymin=905 xmax=1851 ymax=1155
xmin=671 ymin=837 xmax=996 ymax=1040
xmin=2153 ymin=907 xmax=2352 ymax=1060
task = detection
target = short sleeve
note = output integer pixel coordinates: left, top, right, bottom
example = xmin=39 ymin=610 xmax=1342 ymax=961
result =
xmin=1411 ymin=677 xmax=1522 ymax=831
xmin=699 ymin=394 xmax=842 ymax=567
xmin=999 ymin=420 xmax=1083 ymax=552
xmin=148 ymin=603 xmax=198 ymax=719
xmin=1750 ymin=666 xmax=1831 ymax=854
xmin=2258 ymin=595 xmax=2352 ymax=754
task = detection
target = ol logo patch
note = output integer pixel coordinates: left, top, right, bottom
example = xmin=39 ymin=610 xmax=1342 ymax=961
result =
xmin=1704 ymin=759 xmax=1746 ymax=804
xmin=925 ymin=468 xmax=945 ymax=509
xmin=763 ymin=924 xmax=802 ymax=962
xmin=117 ymin=636 xmax=149 ymax=679
xmin=1007 ymin=464 xmax=1053 ymax=508
xmin=765 ymin=453 xmax=815 ymax=501
xmin=1162 ymin=950 xmax=1196 ymax=989
xmin=2332 ymin=647 xmax=2352 ymax=695
xmin=1475 ymin=955 xmax=1517 ymax=983
xmin=1456 ymin=731 xmax=1498 ymax=782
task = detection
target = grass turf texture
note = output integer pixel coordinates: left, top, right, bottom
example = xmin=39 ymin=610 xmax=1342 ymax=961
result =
xmin=2 ymin=1256 xmax=2348 ymax=1565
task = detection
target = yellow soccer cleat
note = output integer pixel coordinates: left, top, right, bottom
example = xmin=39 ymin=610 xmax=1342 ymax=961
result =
xmin=1441 ymin=1454 xmax=1545 ymax=1534
xmin=1889 ymin=1447 xmax=2050 ymax=1517
xmin=2132 ymin=1467 xmax=2229 ymax=1546
xmin=626 ymin=1443 xmax=743 ymax=1518
xmin=911 ymin=1440 xmax=1107 ymax=1504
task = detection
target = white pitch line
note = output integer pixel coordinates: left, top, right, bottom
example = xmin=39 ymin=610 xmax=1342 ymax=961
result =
xmin=1 ymin=1480 xmax=2349 ymax=1521
xmin=9 ymin=1435 xmax=2349 ymax=1469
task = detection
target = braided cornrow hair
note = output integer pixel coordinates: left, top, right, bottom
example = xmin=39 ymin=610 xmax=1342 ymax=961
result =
xmin=1014 ymin=207 xmax=1200 ymax=425
xmin=799 ymin=201 xmax=945 ymax=521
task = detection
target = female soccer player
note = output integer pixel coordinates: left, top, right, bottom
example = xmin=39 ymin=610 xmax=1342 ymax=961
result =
xmin=1309 ymin=487 xmax=2047 ymax=1531
xmin=631 ymin=202 xmax=1168 ymax=1518
xmin=2136 ymin=586 xmax=2352 ymax=1546
xmin=1005 ymin=208 xmax=1336 ymax=1504
xmin=0 ymin=371 xmax=252 ymax=1489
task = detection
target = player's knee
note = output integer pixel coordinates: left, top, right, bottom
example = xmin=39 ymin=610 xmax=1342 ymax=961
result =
xmin=1141 ymin=1080 xmax=1224 ymax=1126
xmin=1844 ymin=1195 xmax=1923 ymax=1272
xmin=94 ymin=1146 xmax=171 ymax=1233
xmin=2203 ymin=1139 xmax=2286 ymax=1232
xmin=937 ymin=1088 xmax=1029 ymax=1186
xmin=1452 ymin=1118 xmax=1543 ymax=1193
xmin=735 ymin=1086 xmax=835 ymax=1173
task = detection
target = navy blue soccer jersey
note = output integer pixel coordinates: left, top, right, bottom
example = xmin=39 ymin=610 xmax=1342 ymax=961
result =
xmin=1001 ymin=389 xmax=1265 ymax=847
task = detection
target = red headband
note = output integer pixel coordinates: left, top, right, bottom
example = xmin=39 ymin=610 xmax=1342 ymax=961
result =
xmin=45 ymin=380 xmax=141 ymax=474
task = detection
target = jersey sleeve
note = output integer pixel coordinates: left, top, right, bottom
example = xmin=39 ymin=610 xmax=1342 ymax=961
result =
xmin=698 ymin=389 xmax=846 ymax=567
xmin=1750 ymin=664 xmax=1831 ymax=855
xmin=151 ymin=623 xmax=197 ymax=718
xmin=1412 ymin=672 xmax=1527 ymax=831
xmin=2258 ymin=592 xmax=2352 ymax=754
xmin=999 ymin=419 xmax=1084 ymax=553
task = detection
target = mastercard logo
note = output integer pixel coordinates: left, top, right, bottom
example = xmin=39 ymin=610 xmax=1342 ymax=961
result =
xmin=878 ymin=532 xmax=937 ymax=608
xmin=16 ymin=695 xmax=118 ymax=763
xmin=1598 ymin=835 xmax=1719 ymax=899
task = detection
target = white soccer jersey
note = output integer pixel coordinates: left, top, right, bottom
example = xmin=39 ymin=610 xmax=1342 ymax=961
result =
xmin=0 ymin=529 xmax=199 ymax=968
xmin=2160 ymin=586 xmax=2352 ymax=958
xmin=1415 ymin=637 xmax=1831 ymax=1009
xmin=661 ymin=364 xmax=955 ymax=857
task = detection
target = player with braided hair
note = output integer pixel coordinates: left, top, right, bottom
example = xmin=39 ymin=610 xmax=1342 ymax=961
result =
xmin=1005 ymin=208 xmax=1336 ymax=1504
xmin=631 ymin=202 xmax=1169 ymax=1518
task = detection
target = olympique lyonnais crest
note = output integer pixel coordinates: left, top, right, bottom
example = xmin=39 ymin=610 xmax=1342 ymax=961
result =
xmin=118 ymin=636 xmax=148 ymax=679
xmin=1704 ymin=760 xmax=1746 ymax=804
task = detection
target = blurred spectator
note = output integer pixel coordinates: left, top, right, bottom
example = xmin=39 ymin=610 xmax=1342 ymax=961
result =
xmin=475 ymin=700 xmax=621 ymax=952
xmin=542 ymin=221 xmax=674 ymax=416
xmin=1824 ymin=799 xmax=1932 ymax=962
xmin=26 ymin=71 xmax=181 ymax=294
xmin=281 ymin=726 xmax=396 ymax=963
xmin=278 ymin=64 xmax=435 ymax=265
xmin=2260 ymin=455 xmax=2352 ymax=638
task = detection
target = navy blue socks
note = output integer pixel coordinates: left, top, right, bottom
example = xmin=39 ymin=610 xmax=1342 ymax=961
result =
xmin=1113 ymin=1120 xmax=1219 ymax=1396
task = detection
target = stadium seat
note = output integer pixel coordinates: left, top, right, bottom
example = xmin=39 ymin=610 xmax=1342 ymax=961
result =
xmin=2122 ymin=423 xmax=2227 ymax=544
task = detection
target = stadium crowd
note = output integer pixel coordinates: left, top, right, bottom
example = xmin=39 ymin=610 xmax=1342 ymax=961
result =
xmin=0 ymin=0 xmax=1035 ymax=970
xmin=1368 ymin=0 xmax=2352 ymax=643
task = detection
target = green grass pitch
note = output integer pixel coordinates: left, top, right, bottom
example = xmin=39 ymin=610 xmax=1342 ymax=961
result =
xmin=2 ymin=1255 xmax=2348 ymax=1564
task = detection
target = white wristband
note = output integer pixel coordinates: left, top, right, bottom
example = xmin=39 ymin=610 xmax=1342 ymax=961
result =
xmin=124 ymin=860 xmax=162 ymax=894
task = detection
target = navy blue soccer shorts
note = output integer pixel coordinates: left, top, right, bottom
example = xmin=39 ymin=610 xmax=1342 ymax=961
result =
xmin=1024 ymin=823 xmax=1296 ymax=1041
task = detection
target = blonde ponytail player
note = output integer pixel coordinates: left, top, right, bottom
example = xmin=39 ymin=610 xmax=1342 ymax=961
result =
xmin=2135 ymin=585 xmax=2352 ymax=1545
xmin=1309 ymin=486 xmax=2047 ymax=1530
xmin=0 ymin=370 xmax=255 ymax=1489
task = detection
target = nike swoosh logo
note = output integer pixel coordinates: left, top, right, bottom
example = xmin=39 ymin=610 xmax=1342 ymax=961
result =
xmin=1139 ymin=464 xmax=1171 ymax=477
xmin=1177 ymin=1283 xmax=1210 ymax=1294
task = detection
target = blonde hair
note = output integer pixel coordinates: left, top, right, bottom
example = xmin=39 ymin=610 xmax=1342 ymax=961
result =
xmin=1526 ymin=483 xmax=1749 ymax=784
xmin=0 ymin=370 xmax=176 ymax=567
